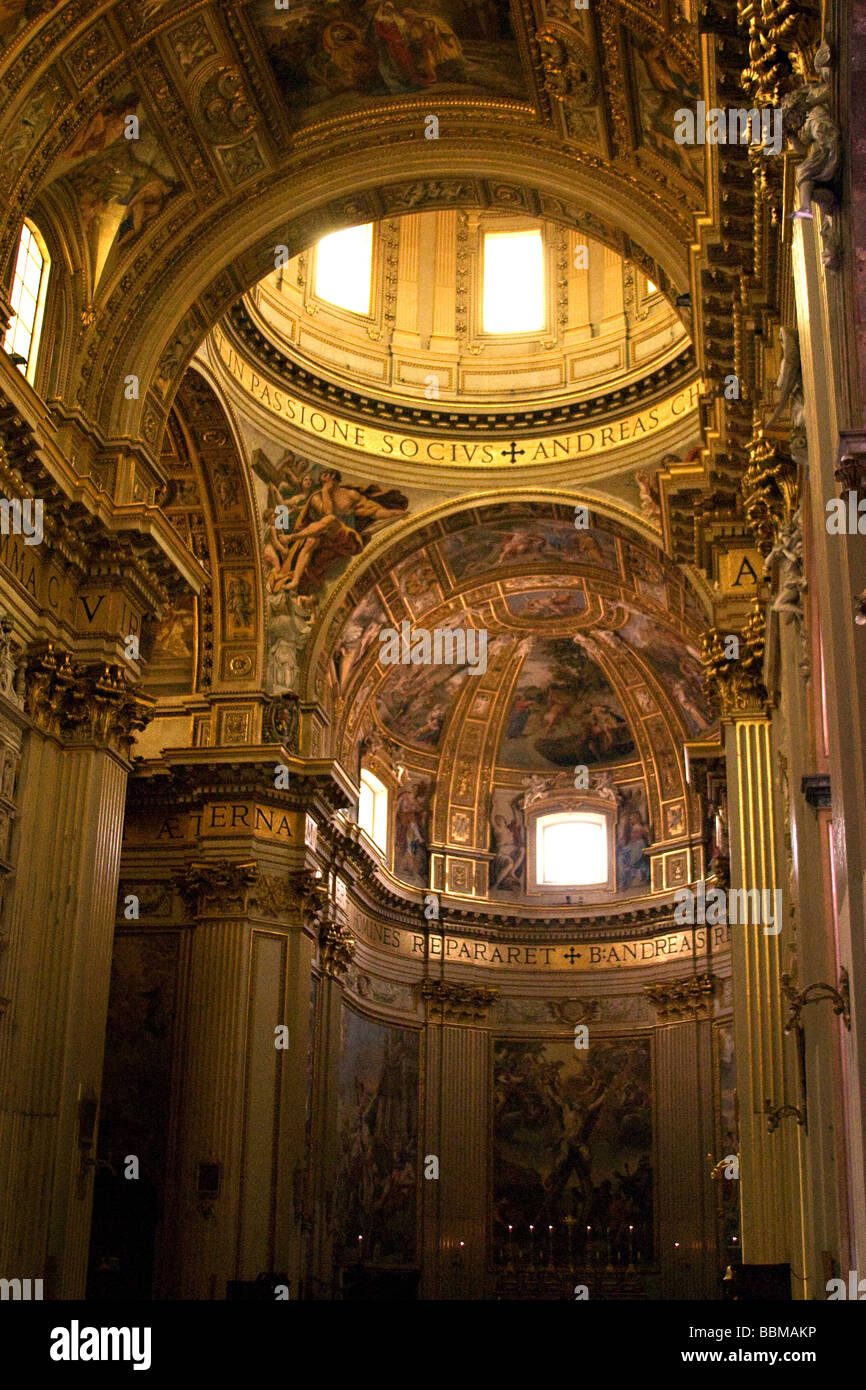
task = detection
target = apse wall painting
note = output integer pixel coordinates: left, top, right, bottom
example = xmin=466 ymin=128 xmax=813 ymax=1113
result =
xmin=715 ymin=1020 xmax=740 ymax=1250
xmin=252 ymin=0 xmax=525 ymax=122
xmin=493 ymin=1037 xmax=653 ymax=1264
xmin=250 ymin=435 xmax=408 ymax=694
xmin=616 ymin=609 xmax=711 ymax=735
xmin=499 ymin=637 xmax=635 ymax=770
xmin=334 ymin=1009 xmax=419 ymax=1266
xmin=488 ymin=776 xmax=651 ymax=898
xmin=92 ymin=931 xmax=179 ymax=1295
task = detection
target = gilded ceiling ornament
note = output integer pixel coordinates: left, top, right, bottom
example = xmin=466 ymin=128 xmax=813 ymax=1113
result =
xmin=537 ymin=23 xmax=597 ymax=109
xmin=197 ymin=67 xmax=257 ymax=145
xmin=738 ymin=0 xmax=821 ymax=106
xmin=741 ymin=430 xmax=798 ymax=558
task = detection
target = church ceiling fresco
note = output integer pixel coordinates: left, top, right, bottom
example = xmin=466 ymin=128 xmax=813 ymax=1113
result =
xmin=254 ymin=0 xmax=526 ymax=118
xmin=498 ymin=637 xmax=636 ymax=771
xmin=48 ymin=85 xmax=179 ymax=287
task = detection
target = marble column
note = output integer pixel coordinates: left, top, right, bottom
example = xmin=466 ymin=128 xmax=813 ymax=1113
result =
xmin=703 ymin=616 xmax=808 ymax=1285
xmin=0 ymin=650 xmax=146 ymax=1298
xmin=167 ymin=863 xmax=319 ymax=1300
xmin=647 ymin=980 xmax=719 ymax=1299
xmin=419 ymin=981 xmax=495 ymax=1300
xmin=793 ymin=213 xmax=866 ymax=1275
xmin=307 ymin=889 xmax=355 ymax=1298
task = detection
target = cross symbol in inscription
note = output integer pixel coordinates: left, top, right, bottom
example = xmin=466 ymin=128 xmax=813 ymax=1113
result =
xmin=502 ymin=442 xmax=525 ymax=464
xmin=563 ymin=947 xmax=582 ymax=966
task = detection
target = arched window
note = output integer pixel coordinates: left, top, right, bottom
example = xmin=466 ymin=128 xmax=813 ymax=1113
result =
xmin=3 ymin=220 xmax=50 ymax=384
xmin=535 ymin=811 xmax=608 ymax=887
xmin=358 ymin=767 xmax=388 ymax=853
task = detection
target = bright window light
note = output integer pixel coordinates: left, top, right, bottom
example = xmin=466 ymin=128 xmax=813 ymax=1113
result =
xmin=483 ymin=229 xmax=545 ymax=334
xmin=315 ymin=223 xmax=373 ymax=315
xmin=359 ymin=768 xmax=388 ymax=853
xmin=537 ymin=812 xmax=607 ymax=886
xmin=3 ymin=221 xmax=50 ymax=383
xmin=646 ymin=278 xmax=658 ymax=293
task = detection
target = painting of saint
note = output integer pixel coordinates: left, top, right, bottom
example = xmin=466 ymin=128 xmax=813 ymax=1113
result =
xmin=493 ymin=1038 xmax=653 ymax=1265
xmin=615 ymin=783 xmax=652 ymax=889
xmin=266 ymin=467 xmax=408 ymax=596
xmin=253 ymin=445 xmax=408 ymax=695
xmin=51 ymin=89 xmax=178 ymax=279
xmin=393 ymin=775 xmax=430 ymax=886
xmin=334 ymin=1011 xmax=419 ymax=1265
xmin=490 ymin=790 xmax=526 ymax=893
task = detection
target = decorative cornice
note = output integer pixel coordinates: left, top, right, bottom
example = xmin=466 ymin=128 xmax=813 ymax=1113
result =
xmin=415 ymin=978 xmax=498 ymax=1023
xmin=23 ymin=644 xmax=153 ymax=754
xmin=644 ymin=972 xmax=717 ymax=1020
xmin=223 ymin=300 xmax=696 ymax=437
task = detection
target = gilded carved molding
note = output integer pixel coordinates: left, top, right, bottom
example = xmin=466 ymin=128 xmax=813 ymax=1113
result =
xmin=644 ymin=971 xmax=717 ymax=1020
xmin=23 ymin=644 xmax=153 ymax=755
xmin=702 ymin=604 xmax=768 ymax=718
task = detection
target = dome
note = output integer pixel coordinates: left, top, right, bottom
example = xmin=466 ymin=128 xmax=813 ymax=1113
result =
xmin=234 ymin=211 xmax=692 ymax=423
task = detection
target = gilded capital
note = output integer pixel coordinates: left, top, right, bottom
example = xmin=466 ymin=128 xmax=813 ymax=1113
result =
xmin=415 ymin=978 xmax=498 ymax=1023
xmin=702 ymin=605 xmax=768 ymax=719
xmin=645 ymin=972 xmax=717 ymax=1021
xmin=23 ymin=644 xmax=153 ymax=755
xmin=319 ymin=917 xmax=355 ymax=979
xmin=177 ymin=859 xmax=258 ymax=914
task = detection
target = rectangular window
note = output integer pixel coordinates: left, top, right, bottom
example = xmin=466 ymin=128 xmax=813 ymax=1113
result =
xmin=536 ymin=811 xmax=607 ymax=886
xmin=315 ymin=223 xmax=373 ymax=316
xmin=482 ymin=229 xmax=545 ymax=334
xmin=359 ymin=768 xmax=388 ymax=854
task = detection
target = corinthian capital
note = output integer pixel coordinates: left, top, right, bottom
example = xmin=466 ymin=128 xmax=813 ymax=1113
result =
xmin=23 ymin=644 xmax=153 ymax=754
xmin=177 ymin=859 xmax=258 ymax=914
xmin=702 ymin=605 xmax=768 ymax=719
